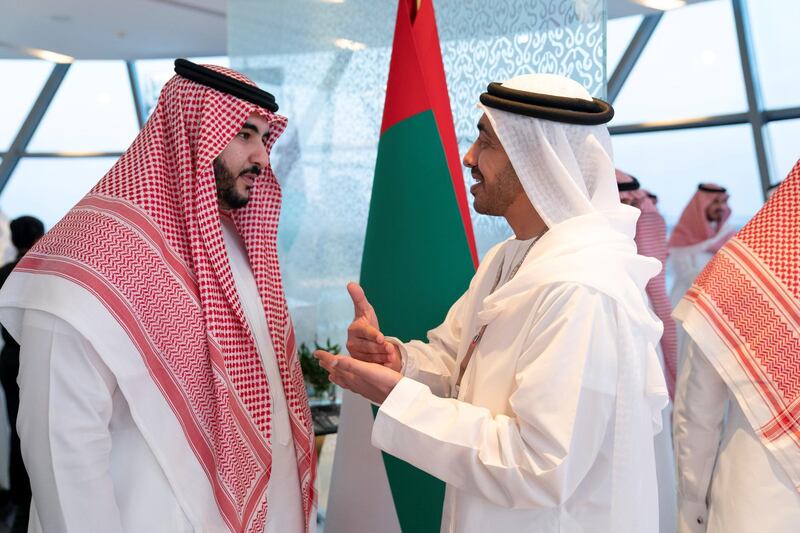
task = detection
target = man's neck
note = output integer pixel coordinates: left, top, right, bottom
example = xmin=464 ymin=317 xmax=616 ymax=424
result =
xmin=504 ymin=197 xmax=546 ymax=240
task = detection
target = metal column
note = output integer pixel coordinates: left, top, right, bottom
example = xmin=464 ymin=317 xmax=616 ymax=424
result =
xmin=732 ymin=0 xmax=772 ymax=198
xmin=607 ymin=14 xmax=662 ymax=104
xmin=0 ymin=63 xmax=70 ymax=192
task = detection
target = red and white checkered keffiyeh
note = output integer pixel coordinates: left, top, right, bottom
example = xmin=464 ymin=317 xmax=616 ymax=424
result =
xmin=668 ymin=183 xmax=735 ymax=253
xmin=15 ymin=66 xmax=315 ymax=531
xmin=616 ymin=170 xmax=678 ymax=398
xmin=678 ymin=160 xmax=800 ymax=491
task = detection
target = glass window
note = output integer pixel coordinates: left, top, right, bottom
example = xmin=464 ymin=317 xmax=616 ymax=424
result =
xmin=0 ymin=157 xmax=115 ymax=229
xmin=767 ymin=119 xmax=800 ymax=181
xmin=611 ymin=124 xmax=763 ymax=229
xmin=0 ymin=60 xmax=54 ymax=151
xmin=229 ymin=0 xmax=608 ymax=349
xmin=189 ymin=56 xmax=229 ymax=67
xmin=132 ymin=58 xmax=173 ymax=119
xmin=612 ymin=0 xmax=748 ymax=125
xmin=28 ymin=61 xmax=139 ymax=153
xmin=135 ymin=56 xmax=230 ymax=119
xmin=748 ymin=0 xmax=800 ymax=109
xmin=607 ymin=15 xmax=643 ymax=75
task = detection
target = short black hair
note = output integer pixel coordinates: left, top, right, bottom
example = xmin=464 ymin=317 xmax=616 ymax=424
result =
xmin=10 ymin=216 xmax=45 ymax=250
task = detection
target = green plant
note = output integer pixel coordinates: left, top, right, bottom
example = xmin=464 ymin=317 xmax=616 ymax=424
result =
xmin=298 ymin=338 xmax=340 ymax=398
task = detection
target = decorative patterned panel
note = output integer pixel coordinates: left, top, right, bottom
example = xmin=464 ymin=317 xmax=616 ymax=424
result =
xmin=228 ymin=0 xmax=606 ymax=345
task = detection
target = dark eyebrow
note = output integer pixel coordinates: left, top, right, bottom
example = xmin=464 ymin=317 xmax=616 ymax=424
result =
xmin=242 ymin=121 xmax=270 ymax=141
xmin=477 ymin=121 xmax=497 ymax=144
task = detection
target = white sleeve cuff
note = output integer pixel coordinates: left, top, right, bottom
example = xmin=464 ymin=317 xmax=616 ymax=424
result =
xmin=371 ymin=377 xmax=429 ymax=451
xmin=385 ymin=336 xmax=416 ymax=378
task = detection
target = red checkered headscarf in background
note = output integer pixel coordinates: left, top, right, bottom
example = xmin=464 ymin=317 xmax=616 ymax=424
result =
xmin=16 ymin=65 xmax=315 ymax=531
xmin=615 ymin=169 xmax=656 ymax=213
xmin=616 ymin=170 xmax=678 ymax=398
xmin=668 ymin=183 xmax=735 ymax=253
xmin=680 ymin=160 xmax=800 ymax=491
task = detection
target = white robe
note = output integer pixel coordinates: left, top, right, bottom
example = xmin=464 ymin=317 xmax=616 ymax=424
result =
xmin=668 ymin=225 xmax=733 ymax=369
xmin=371 ymin=237 xmax=666 ymax=533
xmin=0 ymin=217 xmax=304 ymax=533
xmin=653 ymin=345 xmax=677 ymax=533
xmin=673 ymin=339 xmax=800 ymax=533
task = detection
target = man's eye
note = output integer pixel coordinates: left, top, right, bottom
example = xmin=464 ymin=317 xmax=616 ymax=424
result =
xmin=238 ymin=131 xmax=250 ymax=140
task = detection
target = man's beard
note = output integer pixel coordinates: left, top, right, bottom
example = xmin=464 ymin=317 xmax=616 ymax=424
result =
xmin=214 ymin=158 xmax=257 ymax=209
xmin=706 ymin=207 xmax=724 ymax=223
xmin=472 ymin=162 xmax=524 ymax=216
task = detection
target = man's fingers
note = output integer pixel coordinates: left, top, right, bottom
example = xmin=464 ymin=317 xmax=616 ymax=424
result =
xmin=316 ymin=351 xmax=400 ymax=404
xmin=314 ymin=350 xmax=361 ymax=390
xmin=347 ymin=282 xmax=372 ymax=318
xmin=348 ymin=319 xmax=385 ymax=344
xmin=331 ymin=355 xmax=360 ymax=373
xmin=314 ymin=350 xmax=338 ymax=368
xmin=314 ymin=350 xmax=368 ymax=376
xmin=315 ymin=350 xmax=359 ymax=377
xmin=347 ymin=337 xmax=391 ymax=357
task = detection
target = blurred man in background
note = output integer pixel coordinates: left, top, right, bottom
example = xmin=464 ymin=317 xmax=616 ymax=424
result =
xmin=669 ymin=184 xmax=735 ymax=367
xmin=0 ymin=216 xmax=44 ymax=532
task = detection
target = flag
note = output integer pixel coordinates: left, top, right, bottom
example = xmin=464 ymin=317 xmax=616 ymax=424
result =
xmin=325 ymin=0 xmax=476 ymax=531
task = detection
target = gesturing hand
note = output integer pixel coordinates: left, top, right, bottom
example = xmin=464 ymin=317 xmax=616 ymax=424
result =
xmin=314 ymin=350 xmax=402 ymax=405
xmin=346 ymin=282 xmax=402 ymax=372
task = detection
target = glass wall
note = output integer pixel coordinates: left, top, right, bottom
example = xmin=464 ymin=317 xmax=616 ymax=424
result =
xmin=226 ymin=0 xmax=606 ymax=346
xmin=28 ymin=61 xmax=139 ymax=153
xmin=0 ymin=56 xmax=226 ymax=232
xmin=1 ymin=157 xmax=116 ymax=228
xmin=748 ymin=0 xmax=800 ymax=109
xmin=766 ymin=119 xmax=800 ymax=181
xmin=606 ymin=0 xmax=799 ymax=234
xmin=607 ymin=15 xmax=643 ymax=74
xmin=0 ymin=61 xmax=52 ymax=151
xmin=0 ymin=0 xmax=797 ymax=304
xmin=612 ymin=0 xmax=748 ymax=126
xmin=612 ymin=124 xmax=762 ymax=227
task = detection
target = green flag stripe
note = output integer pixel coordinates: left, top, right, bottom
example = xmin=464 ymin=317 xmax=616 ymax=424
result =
xmin=361 ymin=110 xmax=474 ymax=339
xmin=362 ymin=109 xmax=474 ymax=531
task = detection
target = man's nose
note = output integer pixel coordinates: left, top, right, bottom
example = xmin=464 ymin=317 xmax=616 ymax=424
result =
xmin=463 ymin=143 xmax=477 ymax=167
xmin=250 ymin=146 xmax=269 ymax=169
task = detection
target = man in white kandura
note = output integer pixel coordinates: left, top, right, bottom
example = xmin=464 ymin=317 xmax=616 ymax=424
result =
xmin=673 ymin=163 xmax=800 ymax=533
xmin=316 ymin=74 xmax=669 ymax=533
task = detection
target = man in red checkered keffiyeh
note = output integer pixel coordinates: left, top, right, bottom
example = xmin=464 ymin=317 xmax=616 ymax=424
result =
xmin=616 ymin=169 xmax=678 ymax=533
xmin=616 ymin=169 xmax=678 ymax=398
xmin=668 ymin=183 xmax=736 ymax=311
xmin=0 ymin=60 xmax=315 ymax=532
xmin=673 ymin=162 xmax=800 ymax=532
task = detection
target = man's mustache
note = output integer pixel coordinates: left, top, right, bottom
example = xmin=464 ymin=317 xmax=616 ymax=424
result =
xmin=239 ymin=165 xmax=262 ymax=177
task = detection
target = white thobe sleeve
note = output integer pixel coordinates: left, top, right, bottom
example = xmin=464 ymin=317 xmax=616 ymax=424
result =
xmin=388 ymin=291 xmax=469 ymax=398
xmin=372 ymin=285 xmax=616 ymax=508
xmin=672 ymin=338 xmax=728 ymax=533
xmin=17 ymin=309 xmax=125 ymax=533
